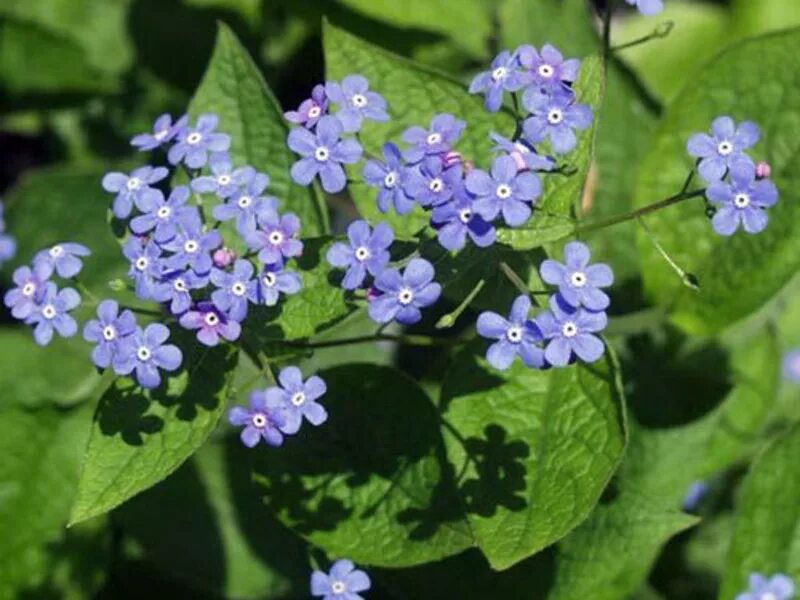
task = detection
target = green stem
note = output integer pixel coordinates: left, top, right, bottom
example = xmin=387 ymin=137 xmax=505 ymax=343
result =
xmin=611 ymin=20 xmax=674 ymax=52
xmin=602 ymin=0 xmax=613 ymax=69
xmin=499 ymin=261 xmax=530 ymax=296
xmin=436 ymin=278 xmax=486 ymax=329
xmin=637 ymin=216 xmax=700 ymax=291
xmin=71 ymin=278 xmax=99 ymax=304
xmin=286 ymin=332 xmax=466 ymax=350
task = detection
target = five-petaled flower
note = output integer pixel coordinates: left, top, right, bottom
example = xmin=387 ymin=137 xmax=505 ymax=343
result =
xmin=26 ymin=282 xmax=81 ymax=346
xmin=523 ymin=87 xmax=593 ymax=154
xmin=168 ymin=113 xmax=231 ymax=169
xmin=284 ymin=84 xmax=328 ymax=129
xmin=179 ymin=300 xmax=242 ymax=346
xmin=687 ymin=116 xmax=760 ymax=183
xmin=229 ymin=390 xmax=288 ymax=448
xmin=404 ymin=157 xmax=463 ymax=208
xmin=244 ymin=210 xmax=303 ymax=266
xmin=123 ymin=237 xmax=164 ymax=300
xmin=4 ymin=266 xmax=47 ymax=320
xmin=162 ymin=214 xmax=223 ymax=274
xmin=431 ymin=188 xmax=496 ymax=251
xmin=288 ymin=115 xmax=363 ymax=193
xmin=368 ymin=258 xmax=441 ymax=325
xmin=114 ymin=323 xmax=183 ymax=389
xmin=536 ymin=296 xmax=607 ymax=367
xmin=256 ymin=263 xmax=302 ymax=306
xmin=191 ymin=152 xmax=255 ymax=199
xmin=705 ymin=161 xmax=778 ymax=236
xmin=402 ymin=113 xmax=466 ymax=164
xmin=326 ymin=220 xmax=394 ymax=290
xmin=469 ymin=49 xmax=527 ymax=113
xmin=102 ymin=166 xmax=169 ymax=219
xmin=210 ymin=259 xmax=258 ymax=321
xmin=213 ymin=172 xmax=277 ymax=234
xmin=267 ymin=366 xmax=328 ymax=434
xmin=326 ymin=74 xmax=390 ymax=133
xmin=477 ymin=295 xmax=544 ymax=370
xmin=83 ymin=300 xmax=137 ymax=369
xmin=517 ymin=43 xmax=581 ymax=92
xmin=363 ymin=142 xmax=415 ymax=215
xmin=311 ymin=559 xmax=371 ymax=600
xmin=33 ymin=242 xmax=91 ymax=279
xmin=540 ymin=241 xmax=614 ymax=311
xmin=131 ymin=113 xmax=187 ymax=151
xmin=130 ymin=186 xmax=198 ymax=243
xmin=466 ymin=154 xmax=542 ymax=227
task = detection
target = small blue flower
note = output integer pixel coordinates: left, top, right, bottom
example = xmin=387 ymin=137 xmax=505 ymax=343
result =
xmin=114 ymin=323 xmax=183 ymax=389
xmin=266 ymin=366 xmax=328 ymax=435
xmin=168 ymin=114 xmax=231 ymax=169
xmin=523 ymin=88 xmax=593 ymax=154
xmin=161 ymin=214 xmax=223 ymax=275
xmin=102 ymin=166 xmax=169 ymax=219
xmin=536 ymin=296 xmax=607 ymax=367
xmin=368 ymin=258 xmax=441 ymax=325
xmin=465 ymin=155 xmax=541 ymax=227
xmin=625 ymin=0 xmax=664 ymax=16
xmin=682 ymin=480 xmax=709 ymax=513
xmin=191 ymin=153 xmax=256 ymax=199
xmin=490 ymin=133 xmax=555 ymax=173
xmin=212 ymin=172 xmax=277 ymax=234
xmin=179 ymin=300 xmax=242 ymax=346
xmin=362 ymin=143 xmax=415 ymax=215
xmin=404 ymin=157 xmax=463 ymax=208
xmin=540 ymin=241 xmax=614 ymax=311
xmin=516 ymin=44 xmax=581 ymax=92
xmin=325 ymin=74 xmax=390 ymax=133
xmin=4 ymin=266 xmax=47 ymax=320
xmin=402 ymin=113 xmax=466 ymax=164
xmin=131 ymin=113 xmax=188 ymax=151
xmin=469 ymin=50 xmax=527 ymax=112
xmin=706 ymin=161 xmax=779 ymax=236
xmin=152 ymin=268 xmax=209 ymax=315
xmin=431 ymin=187 xmax=495 ymax=252
xmin=311 ymin=559 xmax=371 ymax=600
xmin=477 ymin=295 xmax=544 ymax=370
xmin=687 ymin=116 xmax=760 ymax=183
xmin=284 ymin=84 xmax=328 ymax=129
xmin=256 ymin=263 xmax=302 ymax=306
xmin=83 ymin=299 xmax=137 ymax=369
xmin=735 ymin=573 xmax=795 ymax=600
xmin=210 ymin=259 xmax=258 ymax=321
xmin=33 ymin=242 xmax=91 ymax=279
xmin=130 ymin=186 xmax=199 ymax=243
xmin=783 ymin=349 xmax=800 ymax=383
xmin=229 ymin=390 xmax=288 ymax=448
xmin=123 ymin=237 xmax=164 ymax=300
xmin=0 ymin=201 xmax=16 ymax=267
xmin=26 ymin=282 xmax=81 ymax=346
xmin=288 ymin=115 xmax=363 ymax=193
xmin=243 ymin=211 xmax=303 ymax=266
xmin=326 ymin=220 xmax=394 ymax=290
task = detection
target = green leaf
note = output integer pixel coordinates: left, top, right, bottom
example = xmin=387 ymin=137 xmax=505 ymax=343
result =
xmin=69 ymin=342 xmax=238 ymax=525
xmin=720 ymin=424 xmax=800 ymax=600
xmin=252 ymin=364 xmax=474 ymax=567
xmin=499 ymin=0 xmax=598 ymax=58
xmin=634 ymin=29 xmax=800 ymax=335
xmin=440 ymin=345 xmax=626 ymax=570
xmin=189 ymin=23 xmax=328 ymax=237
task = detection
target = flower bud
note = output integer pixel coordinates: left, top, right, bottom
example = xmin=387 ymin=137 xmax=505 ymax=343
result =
xmin=213 ymin=247 xmax=237 ymax=268
xmin=756 ymin=161 xmax=771 ymax=179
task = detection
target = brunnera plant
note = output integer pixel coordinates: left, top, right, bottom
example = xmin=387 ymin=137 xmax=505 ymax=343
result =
xmin=1 ymin=2 xmax=798 ymax=599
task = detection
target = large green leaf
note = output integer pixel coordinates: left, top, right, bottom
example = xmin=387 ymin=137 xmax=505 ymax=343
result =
xmin=252 ymin=364 xmax=474 ymax=567
xmin=189 ymin=23 xmax=328 ymax=236
xmin=634 ymin=29 xmax=800 ymax=335
xmin=439 ymin=345 xmax=626 ymax=570
xmin=720 ymin=424 xmax=800 ymax=600
xmin=69 ymin=342 xmax=238 ymax=525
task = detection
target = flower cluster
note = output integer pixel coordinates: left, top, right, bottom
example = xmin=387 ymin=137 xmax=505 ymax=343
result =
xmin=688 ymin=117 xmax=779 ymax=236
xmin=625 ymin=0 xmax=664 ymax=15
xmin=735 ymin=573 xmax=795 ymax=600
xmin=311 ymin=559 xmax=371 ymax=600
xmin=0 ymin=201 xmax=16 ymax=268
xmin=478 ymin=242 xmax=613 ymax=369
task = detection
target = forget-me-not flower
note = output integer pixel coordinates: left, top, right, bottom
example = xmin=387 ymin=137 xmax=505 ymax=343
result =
xmin=168 ymin=113 xmax=231 ymax=169
xmin=325 ymin=74 xmax=390 ymax=133
xmin=477 ymin=295 xmax=544 ymax=370
xmin=326 ymin=220 xmax=394 ymax=290
xmin=102 ymin=166 xmax=169 ymax=219
xmin=539 ymin=241 xmax=614 ymax=311
xmin=687 ymin=116 xmax=760 ymax=183
xmin=368 ymin=258 xmax=441 ymax=325
xmin=288 ymin=115 xmax=363 ymax=193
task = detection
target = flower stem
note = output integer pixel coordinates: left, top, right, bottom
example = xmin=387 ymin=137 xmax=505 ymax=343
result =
xmin=499 ymin=261 xmax=530 ymax=296
xmin=286 ymin=332 xmax=467 ymax=350
xmin=602 ymin=0 xmax=614 ymax=70
xmin=436 ymin=278 xmax=486 ymax=329
xmin=611 ymin=21 xmax=674 ymax=52
xmin=636 ymin=216 xmax=700 ymax=291
xmin=71 ymin=278 xmax=99 ymax=304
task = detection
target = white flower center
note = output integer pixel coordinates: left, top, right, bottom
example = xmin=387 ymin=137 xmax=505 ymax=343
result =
xmin=547 ymin=109 xmax=564 ymax=125
xmin=538 ymin=64 xmax=554 ymax=78
xmin=496 ymin=184 xmax=513 ymax=199
xmin=204 ymin=312 xmax=220 ymax=327
xmin=458 ymin=208 xmax=472 ymax=224
xmin=429 ymin=178 xmax=444 ymax=193
xmin=717 ymin=140 xmax=733 ymax=156
xmin=514 ymin=142 xmax=531 ymax=155
xmin=761 ymin=594 xmax=777 ymax=600
xmin=157 ymin=206 xmax=171 ymax=219
xmin=238 ymin=195 xmax=252 ymax=209
xmin=135 ymin=257 xmax=149 ymax=271
xmin=154 ymin=129 xmax=169 ymax=141
xmin=315 ymin=146 xmax=330 ymax=162
xmin=137 ymin=346 xmax=152 ymax=361
xmin=308 ymin=105 xmax=322 ymax=118
xmin=384 ymin=171 xmax=398 ymax=188
xmin=262 ymin=272 xmax=277 ymax=287
xmin=506 ymin=326 xmax=523 ymax=343
xmin=49 ymin=245 xmax=64 ymax=258
xmin=562 ymin=321 xmax=578 ymax=338
xmin=232 ymin=282 xmax=247 ymax=296
xmin=491 ymin=66 xmax=508 ymax=81
xmin=351 ymin=93 xmax=368 ymax=108
xmin=251 ymin=413 xmax=268 ymax=428
xmin=184 ymin=239 xmax=199 ymax=253
xmin=174 ymin=278 xmax=187 ymax=292
xmin=398 ymin=287 xmax=414 ymax=305
xmin=42 ymin=304 xmax=57 ymax=319
xmin=354 ymin=246 xmax=370 ymax=261
xmin=187 ymin=132 xmax=203 ymax=145
xmin=426 ymin=132 xmax=442 ymax=145
xmin=22 ymin=282 xmax=36 ymax=297
xmin=268 ymin=231 xmax=284 ymax=246
xmin=102 ymin=325 xmax=116 ymax=341
xmin=290 ymin=391 xmax=306 ymax=406
xmin=126 ymin=177 xmax=142 ymax=191
xmin=570 ymin=271 xmax=587 ymax=287
xmin=217 ymin=174 xmax=231 ymax=186
xmin=734 ymin=193 xmax=750 ymax=208
xmin=331 ymin=581 xmax=347 ymax=594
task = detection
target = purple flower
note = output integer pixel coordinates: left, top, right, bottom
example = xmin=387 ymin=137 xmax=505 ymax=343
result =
xmin=325 ymin=74 xmax=390 ymax=133
xmin=362 ymin=143 xmax=415 ymax=215
xmin=540 ymin=241 xmax=614 ymax=311
xmin=782 ymin=349 xmax=800 ymax=383
xmin=687 ymin=116 xmax=760 ymax=183
xmin=83 ymin=300 xmax=137 ymax=369
xmin=516 ymin=44 xmax=581 ymax=91
xmin=490 ymin=133 xmax=555 ymax=172
xmin=469 ymin=50 xmax=527 ymax=112
xmin=210 ymin=259 xmax=257 ymax=321
xmin=152 ymin=268 xmax=209 ymax=315
xmin=284 ymin=84 xmax=328 ymax=129
xmin=523 ymin=88 xmax=593 ymax=155
xmin=228 ymin=390 xmax=288 ymax=448
xmin=477 ymin=295 xmax=544 ymax=370
xmin=326 ymin=220 xmax=394 ymax=290
xmin=402 ymin=114 xmax=466 ymax=164
xmin=624 ymin=0 xmax=664 ymax=16
xmin=162 ymin=215 xmax=223 ymax=274
xmin=288 ymin=116 xmax=363 ymax=193
xmin=735 ymin=573 xmax=795 ymax=600
xmin=706 ymin=161 xmax=779 ymax=236
xmin=114 ymin=323 xmax=183 ymax=389
xmin=33 ymin=242 xmax=91 ymax=279
xmin=404 ymin=157 xmax=463 ymax=207
xmin=256 ymin=263 xmax=302 ymax=306
xmin=26 ymin=282 xmax=80 ymax=346
xmin=0 ymin=234 xmax=15 ymax=267
xmin=123 ymin=237 xmax=164 ymax=300
xmin=682 ymin=480 xmax=709 ymax=513
xmin=311 ymin=559 xmax=371 ymax=600
xmin=179 ymin=301 xmax=242 ymax=346
xmin=368 ymin=258 xmax=441 ymax=325
xmin=102 ymin=166 xmax=169 ymax=219
xmin=244 ymin=211 xmax=303 ymax=266
xmin=168 ymin=114 xmax=231 ymax=169
xmin=4 ymin=266 xmax=47 ymax=320
xmin=191 ymin=153 xmax=256 ymax=199
xmin=130 ymin=186 xmax=198 ymax=243
xmin=131 ymin=113 xmax=188 ymax=151
xmin=431 ymin=187 xmax=496 ymax=251
xmin=266 ymin=366 xmax=328 ymax=434
xmin=212 ymin=172 xmax=277 ymax=233
xmin=536 ymin=296 xmax=607 ymax=367
xmin=465 ymin=155 xmax=541 ymax=226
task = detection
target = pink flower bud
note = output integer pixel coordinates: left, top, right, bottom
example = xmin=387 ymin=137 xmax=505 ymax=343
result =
xmin=756 ymin=161 xmax=771 ymax=179
xmin=213 ymin=247 xmax=237 ymax=268
xmin=367 ymin=286 xmax=382 ymax=302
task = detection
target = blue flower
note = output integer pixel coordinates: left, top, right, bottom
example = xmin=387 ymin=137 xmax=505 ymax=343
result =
xmin=402 ymin=113 xmax=466 ymax=164
xmin=114 ymin=323 xmax=183 ymax=389
xmin=161 ymin=214 xmax=223 ymax=274
xmin=210 ymin=259 xmax=258 ymax=321
xmin=682 ymin=480 xmax=709 ymax=513
xmin=706 ymin=160 xmax=779 ymax=236
xmin=517 ymin=43 xmax=581 ymax=92
xmin=33 ymin=242 xmax=91 ymax=279
xmin=625 ymin=0 xmax=664 ymax=16
xmin=311 ymin=559 xmax=371 ymax=600
xmin=404 ymin=157 xmax=463 ymax=207
xmin=431 ymin=187 xmax=495 ymax=252
xmin=212 ymin=172 xmax=277 ymax=233
xmin=102 ymin=166 xmax=169 ymax=219
xmin=26 ymin=282 xmax=81 ymax=346
xmin=326 ymin=74 xmax=390 ymax=133
xmin=190 ymin=153 xmax=256 ymax=199
xmin=490 ymin=133 xmax=555 ymax=172
xmin=687 ymin=116 xmax=760 ymax=183
xmin=288 ymin=115 xmax=363 ymax=193
xmin=4 ymin=266 xmax=47 ymax=320
xmin=735 ymin=573 xmax=795 ymax=600
xmin=229 ymin=390 xmax=288 ymax=448
xmin=536 ymin=296 xmax=607 ymax=367
xmin=0 ymin=200 xmax=16 ymax=267
xmin=368 ymin=258 xmax=441 ymax=325
xmin=123 ymin=237 xmax=164 ymax=300
xmin=469 ymin=49 xmax=527 ymax=112
xmin=256 ymin=263 xmax=302 ymax=306
xmin=179 ymin=300 xmax=242 ymax=346
xmin=783 ymin=349 xmax=800 ymax=383
xmin=152 ymin=268 xmax=208 ymax=315
xmin=130 ymin=186 xmax=199 ymax=243
xmin=83 ymin=300 xmax=137 ymax=369
xmin=326 ymin=220 xmax=394 ymax=290
xmin=168 ymin=114 xmax=231 ymax=169
xmin=465 ymin=155 xmax=541 ymax=226
xmin=540 ymin=241 xmax=614 ymax=311
xmin=131 ymin=113 xmax=188 ymax=151
xmin=362 ymin=143 xmax=415 ymax=215
xmin=523 ymin=88 xmax=593 ymax=154
xmin=477 ymin=295 xmax=544 ymax=370
xmin=243 ymin=211 xmax=303 ymax=266
xmin=284 ymin=84 xmax=328 ymax=129
xmin=266 ymin=366 xmax=328 ymax=434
